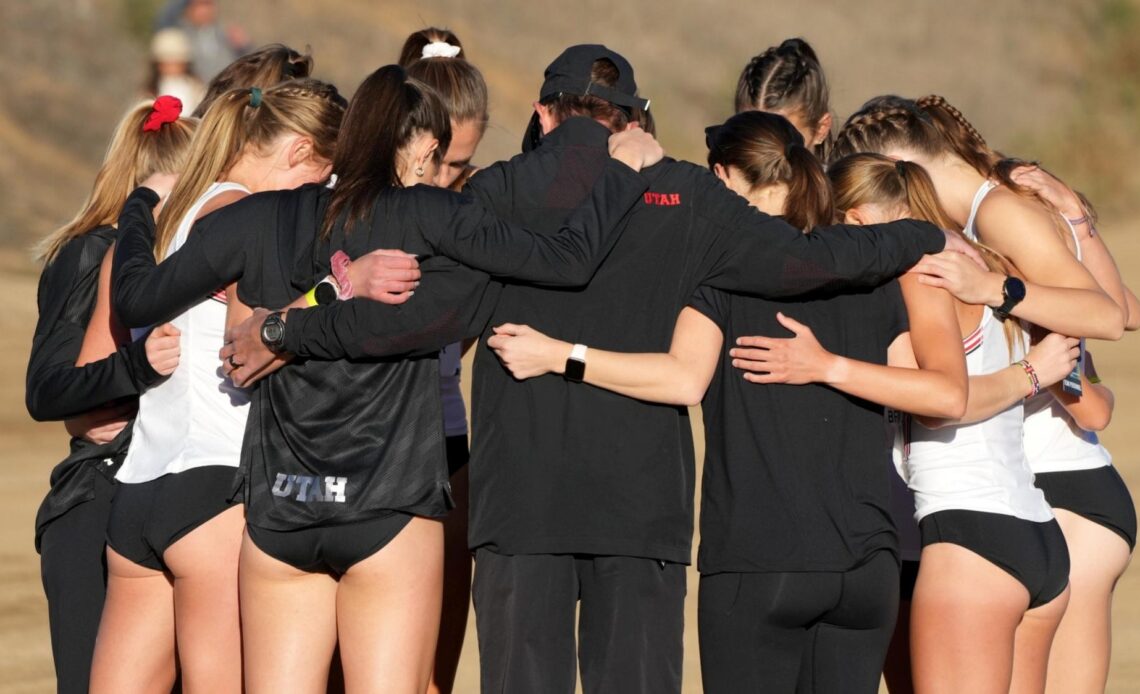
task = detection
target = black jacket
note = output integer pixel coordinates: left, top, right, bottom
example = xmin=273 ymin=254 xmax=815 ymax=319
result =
xmin=26 ymin=227 xmax=162 ymax=548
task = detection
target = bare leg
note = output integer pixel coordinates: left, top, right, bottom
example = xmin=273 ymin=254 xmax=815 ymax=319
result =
xmin=164 ymin=505 xmax=245 ymax=694
xmin=911 ymin=543 xmax=1028 ymax=694
xmin=240 ymin=531 xmax=338 ymax=694
xmin=430 ymin=466 xmax=472 ymax=694
xmin=1010 ymin=585 xmax=1069 ymax=694
xmin=89 ymin=548 xmax=176 ymax=694
xmin=1043 ymin=510 xmax=1132 ymax=694
xmin=338 ymin=516 xmax=444 ymax=694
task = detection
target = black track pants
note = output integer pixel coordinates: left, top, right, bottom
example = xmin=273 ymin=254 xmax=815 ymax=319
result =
xmin=39 ymin=471 xmax=115 ymax=694
xmin=473 ymin=549 xmax=685 ymax=694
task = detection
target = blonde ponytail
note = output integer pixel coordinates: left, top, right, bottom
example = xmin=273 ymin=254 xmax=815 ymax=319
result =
xmin=36 ymin=100 xmax=195 ymax=264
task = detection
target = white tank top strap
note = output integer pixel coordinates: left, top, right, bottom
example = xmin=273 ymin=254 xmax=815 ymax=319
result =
xmin=962 ymin=180 xmax=999 ymax=242
xmin=1060 ymin=217 xmax=1083 ymax=262
xmin=172 ymin=181 xmax=251 ymax=250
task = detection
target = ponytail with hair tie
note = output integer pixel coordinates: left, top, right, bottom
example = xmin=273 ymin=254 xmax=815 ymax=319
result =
xmin=142 ymin=95 xmax=183 ymax=132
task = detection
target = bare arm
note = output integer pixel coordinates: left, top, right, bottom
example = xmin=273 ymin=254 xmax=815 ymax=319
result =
xmin=729 ymin=278 xmax=967 ymax=419
xmin=1048 ymin=349 xmax=1114 ymax=432
xmin=918 ymin=190 xmax=1124 ymax=339
xmin=486 ymin=307 xmax=723 ymax=407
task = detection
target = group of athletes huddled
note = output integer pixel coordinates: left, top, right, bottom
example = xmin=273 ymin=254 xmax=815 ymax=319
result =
xmin=26 ymin=25 xmax=1137 ymax=694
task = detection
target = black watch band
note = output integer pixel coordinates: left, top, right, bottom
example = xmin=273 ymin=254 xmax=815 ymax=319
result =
xmin=260 ymin=311 xmax=287 ymax=352
xmin=993 ymin=276 xmax=1026 ymax=321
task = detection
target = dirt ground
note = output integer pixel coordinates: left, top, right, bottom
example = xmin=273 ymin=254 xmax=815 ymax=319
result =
xmin=2 ymin=226 xmax=1139 ymax=693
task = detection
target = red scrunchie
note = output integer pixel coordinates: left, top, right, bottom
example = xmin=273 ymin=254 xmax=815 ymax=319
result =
xmin=142 ymin=95 xmax=183 ymax=132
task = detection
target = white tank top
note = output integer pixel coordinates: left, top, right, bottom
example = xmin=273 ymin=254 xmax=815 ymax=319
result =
xmin=118 ymin=182 xmax=252 ymax=483
xmin=1022 ymin=216 xmax=1112 ymax=472
xmin=962 ymin=180 xmax=1113 ymax=475
xmin=896 ymin=306 xmax=1052 ymax=522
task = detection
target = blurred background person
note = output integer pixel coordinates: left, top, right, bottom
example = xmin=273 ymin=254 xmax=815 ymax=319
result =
xmin=145 ymin=28 xmax=205 ymax=115
xmin=155 ymin=0 xmax=251 ymax=83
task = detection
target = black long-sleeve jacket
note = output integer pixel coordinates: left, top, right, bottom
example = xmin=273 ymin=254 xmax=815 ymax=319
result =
xmin=111 ymin=157 xmax=648 ymax=529
xmin=26 ymin=227 xmax=163 ymax=548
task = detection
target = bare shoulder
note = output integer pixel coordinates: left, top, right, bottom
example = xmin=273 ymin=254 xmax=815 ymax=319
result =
xmin=975 ymin=186 xmax=1060 ymax=242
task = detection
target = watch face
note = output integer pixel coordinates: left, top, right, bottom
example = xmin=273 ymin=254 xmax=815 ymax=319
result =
xmin=565 ymin=358 xmax=586 ymax=383
xmin=261 ymin=314 xmax=285 ymax=348
xmin=1005 ymin=277 xmax=1027 ymax=302
xmin=314 ymin=282 xmax=338 ymax=305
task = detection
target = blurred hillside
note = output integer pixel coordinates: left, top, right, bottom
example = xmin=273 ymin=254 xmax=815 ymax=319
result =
xmin=1 ymin=0 xmax=1136 ymax=267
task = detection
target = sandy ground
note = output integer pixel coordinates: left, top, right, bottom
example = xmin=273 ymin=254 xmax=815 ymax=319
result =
xmin=2 ymin=227 xmax=1140 ymax=693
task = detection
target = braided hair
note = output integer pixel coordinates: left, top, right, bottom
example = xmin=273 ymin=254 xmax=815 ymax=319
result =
xmin=156 ymin=78 xmax=347 ymax=259
xmin=735 ymin=38 xmax=832 ymax=159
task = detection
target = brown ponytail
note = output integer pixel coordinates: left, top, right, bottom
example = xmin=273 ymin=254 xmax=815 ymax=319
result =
xmin=156 ymin=79 xmax=345 ymax=259
xmin=321 ymin=65 xmax=452 ymax=239
xmin=37 ymin=100 xmax=196 ymax=264
xmin=708 ymin=111 xmax=833 ymax=232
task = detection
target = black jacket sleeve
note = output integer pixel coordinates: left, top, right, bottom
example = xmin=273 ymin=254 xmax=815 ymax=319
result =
xmin=26 ymin=233 xmax=162 ymax=421
xmin=694 ymin=169 xmax=946 ymax=297
xmin=415 ymin=157 xmax=647 ymax=285
xmin=281 ymin=158 xmax=648 ymax=360
xmin=282 ymin=257 xmax=496 ymax=360
xmin=111 ymin=187 xmax=257 ymax=327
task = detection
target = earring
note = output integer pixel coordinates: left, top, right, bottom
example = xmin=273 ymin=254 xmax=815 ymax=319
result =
xmin=415 ymin=166 xmax=425 ymax=177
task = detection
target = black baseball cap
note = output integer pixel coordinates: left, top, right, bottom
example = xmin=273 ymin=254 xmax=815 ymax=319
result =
xmin=522 ymin=44 xmax=650 ymax=152
xmin=538 ymin=44 xmax=650 ymax=112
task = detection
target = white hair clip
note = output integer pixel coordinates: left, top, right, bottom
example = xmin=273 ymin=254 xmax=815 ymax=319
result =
xmin=422 ymin=41 xmax=461 ymax=59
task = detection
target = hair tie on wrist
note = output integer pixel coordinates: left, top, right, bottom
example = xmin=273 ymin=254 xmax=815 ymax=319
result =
xmin=142 ymin=95 xmax=183 ymax=132
xmin=249 ymin=87 xmax=263 ymax=108
xmin=422 ymin=41 xmax=461 ymax=59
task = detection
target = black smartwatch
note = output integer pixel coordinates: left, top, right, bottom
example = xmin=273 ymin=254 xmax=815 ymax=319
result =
xmin=314 ymin=278 xmax=339 ymax=305
xmin=260 ymin=311 xmax=287 ymax=352
xmin=992 ymin=276 xmax=1026 ymax=321
xmin=564 ymin=344 xmax=587 ymax=383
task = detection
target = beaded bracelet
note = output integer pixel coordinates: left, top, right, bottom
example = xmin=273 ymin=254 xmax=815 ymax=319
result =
xmin=1016 ymin=359 xmax=1041 ymax=397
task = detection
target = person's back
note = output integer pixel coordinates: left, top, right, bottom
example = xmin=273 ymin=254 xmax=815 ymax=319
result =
xmin=693 ymin=279 xmax=905 ymax=574
xmin=468 ymin=122 xmax=707 ymax=563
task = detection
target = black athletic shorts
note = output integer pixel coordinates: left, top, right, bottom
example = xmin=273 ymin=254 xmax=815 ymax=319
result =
xmin=920 ymin=510 xmax=1069 ymax=609
xmin=106 ymin=465 xmax=241 ymax=572
xmin=1035 ymin=466 xmax=1137 ymax=551
xmin=246 ymin=512 xmax=413 ymax=577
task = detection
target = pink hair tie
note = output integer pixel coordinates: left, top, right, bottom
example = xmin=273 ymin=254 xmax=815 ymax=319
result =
xmin=330 ymin=250 xmax=355 ymax=299
xmin=143 ymin=95 xmax=183 ymax=132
